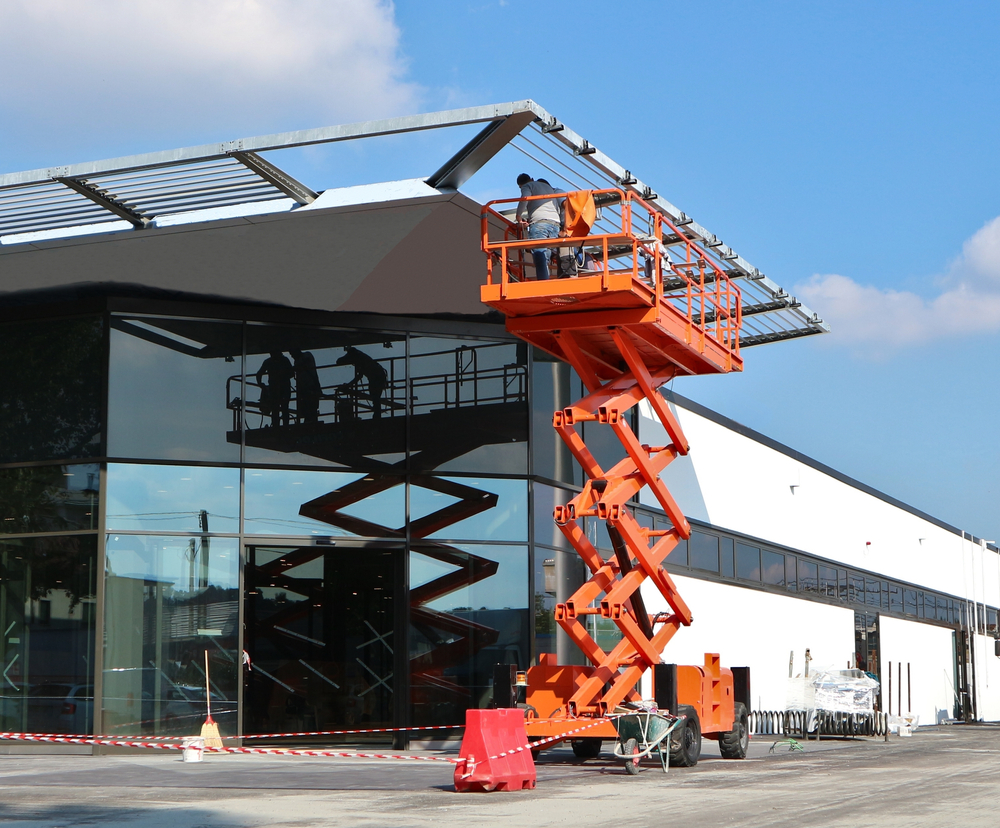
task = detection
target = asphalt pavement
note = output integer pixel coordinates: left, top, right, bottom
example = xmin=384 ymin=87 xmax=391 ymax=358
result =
xmin=1 ymin=725 xmax=998 ymax=827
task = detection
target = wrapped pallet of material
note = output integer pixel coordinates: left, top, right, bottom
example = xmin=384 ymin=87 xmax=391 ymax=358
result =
xmin=786 ymin=668 xmax=881 ymax=732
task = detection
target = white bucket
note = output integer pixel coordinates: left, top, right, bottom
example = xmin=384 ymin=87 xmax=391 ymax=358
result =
xmin=899 ymin=724 xmax=912 ymax=738
xmin=182 ymin=736 xmax=205 ymax=762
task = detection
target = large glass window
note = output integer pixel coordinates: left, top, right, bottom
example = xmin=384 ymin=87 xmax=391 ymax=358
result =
xmin=244 ymin=468 xmax=404 ymax=539
xmin=243 ymin=545 xmax=397 ymax=742
xmin=0 ymin=464 xmax=99 ymax=534
xmin=0 ymin=535 xmax=98 ymax=734
xmin=412 ymin=477 xmax=527 ymax=543
xmin=819 ymin=565 xmax=839 ymax=598
xmin=720 ymin=537 xmax=735 ymax=578
xmin=736 ymin=543 xmax=760 ymax=581
xmin=408 ymin=336 xmax=528 ymax=475
xmin=409 ymin=543 xmax=528 ymax=726
xmin=798 ymin=559 xmax=819 ymax=594
xmin=106 ymin=464 xmax=239 ymax=534
xmin=108 ymin=316 xmax=242 ymax=462
xmin=0 ymin=316 xmax=104 ymax=464
xmin=533 ymin=483 xmax=574 ymax=551
xmin=761 ymin=550 xmax=785 ymax=586
xmin=103 ymin=534 xmax=239 ymax=736
xmin=689 ymin=531 xmax=719 ymax=573
xmin=530 ymin=352 xmax=575 ymax=485
xmin=243 ymin=324 xmax=406 ymax=469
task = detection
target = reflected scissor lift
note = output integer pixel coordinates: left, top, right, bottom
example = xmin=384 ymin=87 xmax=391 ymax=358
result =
xmin=228 ymin=342 xmax=530 ymax=715
xmin=481 ymin=188 xmax=751 ymax=764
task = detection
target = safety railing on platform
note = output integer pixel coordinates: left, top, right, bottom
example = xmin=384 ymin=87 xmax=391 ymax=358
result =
xmin=227 ymin=342 xmax=527 ymax=431
xmin=481 ymin=188 xmax=741 ymax=357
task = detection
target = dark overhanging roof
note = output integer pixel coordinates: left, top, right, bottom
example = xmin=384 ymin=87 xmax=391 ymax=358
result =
xmin=0 ymin=100 xmax=828 ymax=347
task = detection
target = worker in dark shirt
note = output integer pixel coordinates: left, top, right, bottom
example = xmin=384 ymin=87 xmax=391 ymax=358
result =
xmin=336 ymin=347 xmax=388 ymax=419
xmin=255 ymin=351 xmax=293 ymax=427
xmin=290 ymin=349 xmax=322 ymax=424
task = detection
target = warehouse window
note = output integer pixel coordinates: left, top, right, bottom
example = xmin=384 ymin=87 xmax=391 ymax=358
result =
xmin=735 ymin=543 xmax=760 ymax=581
xmin=761 ymin=550 xmax=784 ymax=586
xmin=689 ymin=531 xmax=719 ymax=573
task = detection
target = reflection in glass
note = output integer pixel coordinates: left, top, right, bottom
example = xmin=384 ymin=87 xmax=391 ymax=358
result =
xmin=889 ymin=584 xmax=902 ymax=613
xmin=0 ymin=316 xmax=104 ymax=464
xmin=530 ymin=352 xmax=575 ymax=485
xmin=761 ymin=550 xmax=784 ymax=586
xmin=690 ymin=531 xmax=719 ymax=573
xmin=0 ymin=464 xmax=99 ymax=534
xmin=409 ymin=543 xmax=528 ymax=726
xmin=904 ymin=589 xmax=917 ymax=616
xmin=413 ymin=477 xmax=527 ymax=543
xmin=798 ymin=559 xmax=819 ymax=593
xmin=0 ymin=536 xmax=97 ymax=734
xmin=106 ymin=464 xmax=239 ymax=533
xmin=243 ymin=325 xmax=407 ymax=468
xmin=534 ymin=484 xmax=573 ymax=551
xmin=244 ymin=468 xmax=404 ymax=538
xmin=736 ymin=543 xmax=760 ymax=581
xmin=408 ymin=337 xmax=528 ymax=475
xmin=865 ymin=578 xmax=880 ymax=608
xmin=103 ymin=535 xmax=239 ymax=736
xmin=820 ymin=565 xmax=838 ymax=598
xmin=785 ymin=556 xmax=797 ymax=591
xmin=109 ymin=316 xmax=242 ymax=462
xmin=243 ymin=546 xmax=396 ymax=743
xmin=534 ymin=549 xmax=556 ymax=659
xmin=720 ymin=537 xmax=734 ymax=578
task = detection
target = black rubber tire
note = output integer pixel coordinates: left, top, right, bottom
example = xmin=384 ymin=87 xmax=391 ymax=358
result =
xmin=571 ymin=738 xmax=602 ymax=759
xmin=719 ymin=702 xmax=750 ymax=759
xmin=669 ymin=705 xmax=702 ymax=767
xmin=622 ymin=737 xmax=640 ymax=775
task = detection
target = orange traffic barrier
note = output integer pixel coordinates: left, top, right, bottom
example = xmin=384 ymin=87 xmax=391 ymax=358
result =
xmin=454 ymin=708 xmax=536 ymax=792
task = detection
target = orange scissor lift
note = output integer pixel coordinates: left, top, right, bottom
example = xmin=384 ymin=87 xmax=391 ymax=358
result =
xmin=481 ymin=189 xmax=750 ymax=765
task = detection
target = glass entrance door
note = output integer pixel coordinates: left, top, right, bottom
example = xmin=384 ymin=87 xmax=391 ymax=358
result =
xmin=243 ymin=545 xmax=397 ymax=744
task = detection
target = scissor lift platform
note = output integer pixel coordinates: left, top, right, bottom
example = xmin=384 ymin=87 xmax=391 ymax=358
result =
xmin=480 ymin=188 xmax=750 ymax=764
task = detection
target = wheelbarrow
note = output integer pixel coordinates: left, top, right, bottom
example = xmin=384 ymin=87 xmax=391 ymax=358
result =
xmin=612 ymin=710 xmax=685 ymax=775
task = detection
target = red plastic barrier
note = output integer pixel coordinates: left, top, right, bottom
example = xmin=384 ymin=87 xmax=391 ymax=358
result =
xmin=454 ymin=708 xmax=536 ymax=792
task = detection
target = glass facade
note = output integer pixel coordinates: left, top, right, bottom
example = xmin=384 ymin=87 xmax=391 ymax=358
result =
xmin=1 ymin=302 xmax=996 ymax=745
xmin=0 ymin=535 xmax=98 ymax=734
xmin=0 ymin=317 xmax=104 ymax=465
xmin=104 ymin=534 xmax=239 ymax=736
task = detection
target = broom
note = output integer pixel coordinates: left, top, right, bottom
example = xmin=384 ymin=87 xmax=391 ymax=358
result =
xmin=201 ymin=649 xmax=223 ymax=749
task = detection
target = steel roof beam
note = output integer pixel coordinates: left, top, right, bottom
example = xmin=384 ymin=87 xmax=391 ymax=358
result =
xmin=0 ymin=102 xmax=545 ymax=189
xmin=230 ymin=151 xmax=317 ymax=205
xmin=54 ymin=177 xmax=149 ymax=228
xmin=426 ymin=109 xmax=537 ymax=190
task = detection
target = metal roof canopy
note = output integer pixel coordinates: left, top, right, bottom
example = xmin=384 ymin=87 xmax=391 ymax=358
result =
xmin=0 ymin=100 xmax=827 ymax=345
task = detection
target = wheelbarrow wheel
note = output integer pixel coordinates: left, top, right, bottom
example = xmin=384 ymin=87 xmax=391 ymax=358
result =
xmin=669 ymin=705 xmax=701 ymax=768
xmin=623 ymin=737 xmax=641 ymax=775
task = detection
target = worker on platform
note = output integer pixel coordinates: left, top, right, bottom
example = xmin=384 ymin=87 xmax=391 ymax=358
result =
xmin=336 ymin=346 xmax=388 ymax=419
xmin=516 ymin=174 xmax=563 ymax=279
xmin=255 ymin=351 xmax=293 ymax=427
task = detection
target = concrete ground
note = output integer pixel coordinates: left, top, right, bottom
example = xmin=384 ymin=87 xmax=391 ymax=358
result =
xmin=1 ymin=725 xmax=998 ymax=828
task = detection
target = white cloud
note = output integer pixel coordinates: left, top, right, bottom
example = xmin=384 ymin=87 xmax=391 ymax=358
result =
xmin=795 ymin=216 xmax=1000 ymax=350
xmin=0 ymin=0 xmax=420 ymax=156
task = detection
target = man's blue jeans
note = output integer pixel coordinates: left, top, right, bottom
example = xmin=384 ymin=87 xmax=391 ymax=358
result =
xmin=528 ymin=220 xmax=559 ymax=279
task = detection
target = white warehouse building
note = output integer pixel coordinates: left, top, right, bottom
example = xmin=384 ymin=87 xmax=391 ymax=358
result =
xmin=637 ymin=392 xmax=1000 ymax=725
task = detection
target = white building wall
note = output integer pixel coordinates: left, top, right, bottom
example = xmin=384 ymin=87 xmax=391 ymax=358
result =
xmin=640 ymin=575 xmax=855 ymax=712
xmin=636 ymin=396 xmax=1000 ymax=721
xmin=878 ymin=615 xmax=955 ymax=725
xmin=639 ymin=400 xmax=1000 ymax=609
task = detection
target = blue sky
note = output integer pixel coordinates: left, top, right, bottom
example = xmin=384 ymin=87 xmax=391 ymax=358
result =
xmin=2 ymin=0 xmax=998 ymax=540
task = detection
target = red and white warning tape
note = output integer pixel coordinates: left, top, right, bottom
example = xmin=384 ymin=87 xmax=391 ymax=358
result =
xmin=10 ymin=723 xmax=466 ymax=743
xmin=2 ymin=714 xmax=630 ymax=776
xmin=0 ymin=732 xmax=460 ymax=764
